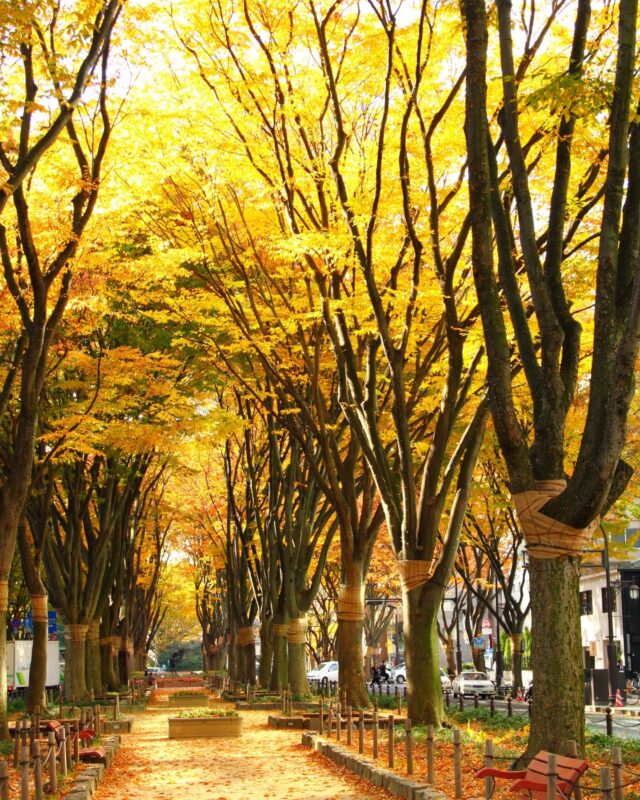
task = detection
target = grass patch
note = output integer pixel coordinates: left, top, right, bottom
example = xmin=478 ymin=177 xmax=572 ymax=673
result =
xmin=8 ymin=697 xmax=25 ymax=713
xmin=445 ymin=707 xmax=530 ymax=731
xmin=368 ymin=693 xmax=401 ymax=710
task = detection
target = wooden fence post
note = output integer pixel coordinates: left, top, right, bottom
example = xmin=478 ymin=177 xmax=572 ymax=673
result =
xmin=453 ymin=728 xmax=463 ymax=799
xmin=32 ymin=739 xmax=43 ymax=800
xmin=405 ymin=719 xmax=413 ymax=775
xmin=484 ymin=739 xmax=494 ymax=800
xmin=58 ymin=726 xmax=67 ymax=777
xmin=612 ymin=746 xmax=624 ymax=800
xmin=0 ymin=759 xmax=8 ymax=800
xmin=372 ymin=709 xmax=379 ymax=760
xmin=358 ymin=710 xmax=364 ymax=755
xmin=600 ymin=766 xmax=613 ymax=800
xmin=64 ymin=722 xmax=72 ymax=768
xmin=13 ymin=719 xmax=21 ymax=768
xmin=566 ymin=741 xmax=582 ymax=800
xmin=319 ymin=698 xmax=324 ymax=735
xmin=346 ymin=706 xmax=352 ymax=746
xmin=336 ymin=702 xmax=342 ymax=741
xmin=73 ymin=719 xmax=80 ymax=765
xmin=388 ymin=715 xmax=394 ymax=769
xmin=546 ymin=753 xmax=558 ymax=800
xmin=426 ymin=725 xmax=435 ymax=784
xmin=19 ymin=745 xmax=29 ymax=800
xmin=47 ymin=732 xmax=57 ymax=795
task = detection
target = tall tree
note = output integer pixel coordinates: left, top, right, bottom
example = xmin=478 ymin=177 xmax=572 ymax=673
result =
xmin=0 ymin=0 xmax=123 ymax=733
xmin=462 ymin=0 xmax=640 ymax=752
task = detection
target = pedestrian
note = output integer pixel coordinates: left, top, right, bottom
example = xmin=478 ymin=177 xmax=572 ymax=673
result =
xmin=371 ymin=663 xmax=380 ymax=689
xmin=379 ymin=661 xmax=389 ymax=684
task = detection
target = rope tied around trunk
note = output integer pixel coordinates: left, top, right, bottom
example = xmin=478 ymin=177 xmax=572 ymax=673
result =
xmin=273 ymin=623 xmax=289 ymax=637
xmin=397 ymin=559 xmax=433 ymax=592
xmin=513 ymin=479 xmax=599 ymax=559
xmin=236 ymin=626 xmax=256 ymax=647
xmin=31 ymin=594 xmax=48 ymax=623
xmin=66 ymin=624 xmax=89 ymax=642
xmin=336 ymin=584 xmax=365 ymax=621
xmin=86 ymin=621 xmax=101 ymax=641
xmin=0 ymin=580 xmax=9 ymax=613
xmin=287 ymin=618 xmax=308 ymax=644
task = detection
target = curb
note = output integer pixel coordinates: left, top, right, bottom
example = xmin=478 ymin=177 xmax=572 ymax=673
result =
xmin=301 ymin=732 xmax=446 ymax=800
xmin=588 ymin=705 xmax=640 ymax=717
xmin=61 ymin=734 xmax=122 ymax=800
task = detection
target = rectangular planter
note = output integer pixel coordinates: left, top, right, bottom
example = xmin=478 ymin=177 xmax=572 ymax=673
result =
xmin=102 ymin=719 xmax=133 ymax=734
xmin=170 ymin=695 xmax=211 ymax=708
xmin=168 ymin=716 xmax=242 ymax=739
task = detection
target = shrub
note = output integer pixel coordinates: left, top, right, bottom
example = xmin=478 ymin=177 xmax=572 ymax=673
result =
xmin=177 ymin=708 xmax=238 ymax=719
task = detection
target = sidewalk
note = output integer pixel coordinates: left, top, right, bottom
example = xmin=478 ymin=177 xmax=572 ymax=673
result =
xmin=92 ymin=706 xmax=393 ymax=800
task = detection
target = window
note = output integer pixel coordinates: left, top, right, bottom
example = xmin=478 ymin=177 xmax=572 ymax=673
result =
xmin=602 ymin=586 xmax=617 ymax=613
xmin=580 ymin=590 xmax=593 ymax=615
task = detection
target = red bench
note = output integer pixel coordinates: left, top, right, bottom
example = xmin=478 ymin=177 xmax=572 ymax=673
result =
xmin=475 ymin=751 xmax=589 ymax=800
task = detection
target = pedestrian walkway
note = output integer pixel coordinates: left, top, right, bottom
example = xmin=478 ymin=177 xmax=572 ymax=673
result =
xmin=93 ymin=706 xmax=392 ymax=800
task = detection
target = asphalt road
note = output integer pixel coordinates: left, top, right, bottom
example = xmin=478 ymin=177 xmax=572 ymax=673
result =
xmin=313 ymin=680 xmax=640 ymax=739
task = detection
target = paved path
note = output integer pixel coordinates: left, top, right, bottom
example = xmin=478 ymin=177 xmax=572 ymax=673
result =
xmin=93 ymin=705 xmax=392 ymax=800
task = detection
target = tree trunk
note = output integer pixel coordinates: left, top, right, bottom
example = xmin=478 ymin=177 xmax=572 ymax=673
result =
xmin=64 ymin=624 xmax=89 ymax=700
xmin=26 ymin=594 xmax=48 ymax=713
xmin=511 ymin=632 xmax=524 ymax=692
xmin=259 ymin=621 xmax=273 ymax=688
xmin=404 ymin=586 xmax=444 ymax=726
xmin=287 ymin=618 xmax=308 ymax=695
xmin=100 ymin=640 xmax=116 ymax=693
xmin=472 ymin=647 xmax=484 ymax=670
xmin=271 ymin=624 xmax=288 ymax=691
xmin=241 ymin=642 xmax=256 ymax=684
xmin=527 ymin=557 xmax=585 ymax=754
xmin=337 ymin=617 xmax=369 ymax=707
xmin=336 ymin=578 xmax=368 ymax=707
xmin=85 ymin=621 xmax=102 ymax=697
xmin=445 ymin=642 xmax=456 ymax=676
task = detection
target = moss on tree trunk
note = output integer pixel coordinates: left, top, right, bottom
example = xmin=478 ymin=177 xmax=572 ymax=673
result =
xmin=26 ymin=618 xmax=48 ymax=713
xmin=528 ymin=557 xmax=585 ymax=754
xmin=85 ymin=623 xmax=102 ymax=697
xmin=271 ymin=630 xmax=288 ymax=691
xmin=404 ymin=586 xmax=444 ymax=726
xmin=65 ymin=635 xmax=88 ymax=701
xmin=287 ymin=638 xmax=307 ymax=694
xmin=337 ymin=617 xmax=369 ymax=708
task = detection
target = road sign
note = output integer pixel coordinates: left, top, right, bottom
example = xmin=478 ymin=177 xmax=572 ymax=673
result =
xmin=473 ymin=636 xmax=486 ymax=650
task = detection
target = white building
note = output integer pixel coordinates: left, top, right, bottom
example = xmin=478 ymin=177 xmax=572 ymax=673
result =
xmin=579 ymin=523 xmax=640 ymax=680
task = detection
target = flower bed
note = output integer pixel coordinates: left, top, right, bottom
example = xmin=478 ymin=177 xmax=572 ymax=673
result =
xmin=168 ymin=709 xmax=242 ymax=739
xmin=170 ymin=693 xmax=211 ymax=708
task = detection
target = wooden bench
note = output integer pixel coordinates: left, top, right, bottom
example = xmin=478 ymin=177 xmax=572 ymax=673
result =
xmin=475 ymin=751 xmax=589 ymax=800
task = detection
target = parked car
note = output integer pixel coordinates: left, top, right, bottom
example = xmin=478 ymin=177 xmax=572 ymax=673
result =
xmin=307 ymin=661 xmax=339 ymax=685
xmin=389 ymin=663 xmax=452 ymax=691
xmin=451 ymin=670 xmax=495 ymax=698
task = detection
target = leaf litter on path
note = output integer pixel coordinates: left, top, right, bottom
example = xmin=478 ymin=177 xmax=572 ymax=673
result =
xmin=92 ymin=706 xmax=393 ymax=800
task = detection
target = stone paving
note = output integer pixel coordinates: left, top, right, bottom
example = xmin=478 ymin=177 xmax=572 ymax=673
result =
xmin=92 ymin=705 xmax=393 ymax=800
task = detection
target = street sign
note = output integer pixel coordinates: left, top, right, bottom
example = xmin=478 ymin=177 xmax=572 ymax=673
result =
xmin=473 ymin=636 xmax=486 ymax=649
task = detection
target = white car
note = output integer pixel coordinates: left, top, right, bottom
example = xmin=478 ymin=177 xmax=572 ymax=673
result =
xmin=390 ymin=663 xmax=452 ymax=691
xmin=451 ymin=670 xmax=495 ymax=698
xmin=307 ymin=661 xmax=339 ymax=685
